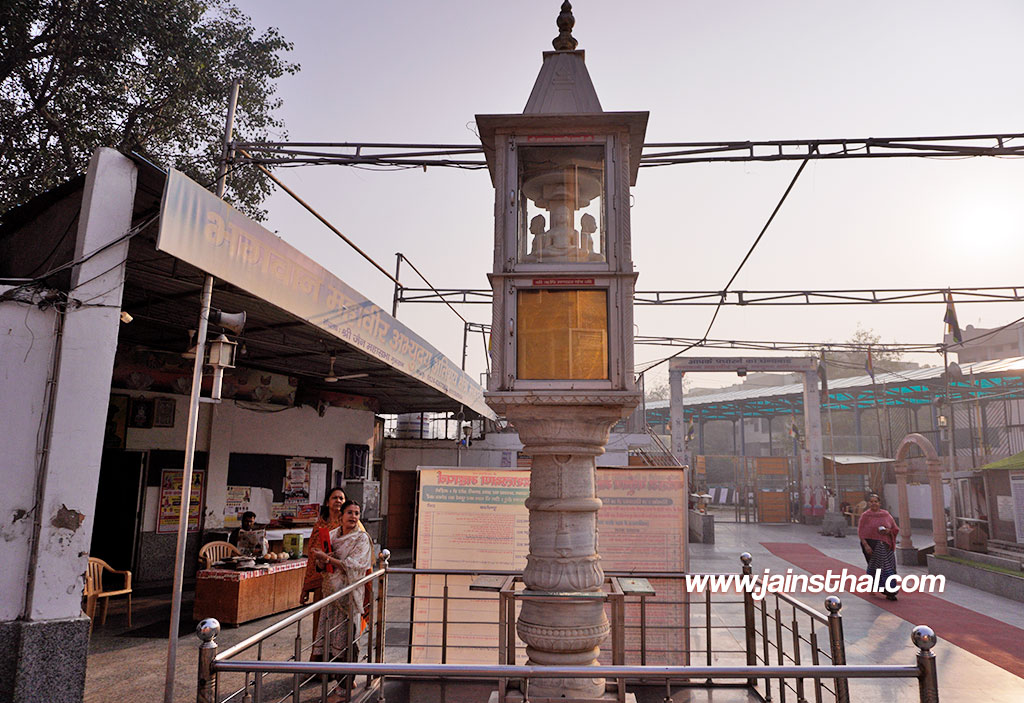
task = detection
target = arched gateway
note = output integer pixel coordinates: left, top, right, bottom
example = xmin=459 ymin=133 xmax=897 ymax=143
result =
xmin=892 ymin=433 xmax=948 ymax=562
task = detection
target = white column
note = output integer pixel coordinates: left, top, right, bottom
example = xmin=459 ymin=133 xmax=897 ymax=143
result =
xmin=203 ymin=401 xmax=234 ymax=528
xmin=504 ymin=403 xmax=630 ymax=700
xmin=23 ymin=148 xmax=137 ymax=620
xmin=669 ymin=368 xmax=685 ymax=458
xmin=801 ymin=370 xmax=825 ymax=520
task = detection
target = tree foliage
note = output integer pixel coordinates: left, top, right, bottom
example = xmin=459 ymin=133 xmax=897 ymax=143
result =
xmin=820 ymin=325 xmax=905 ymax=380
xmin=0 ymin=0 xmax=298 ymax=219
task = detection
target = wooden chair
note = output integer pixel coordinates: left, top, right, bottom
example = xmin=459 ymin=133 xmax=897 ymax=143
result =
xmin=199 ymin=540 xmax=240 ymax=569
xmin=84 ymin=557 xmax=132 ymax=633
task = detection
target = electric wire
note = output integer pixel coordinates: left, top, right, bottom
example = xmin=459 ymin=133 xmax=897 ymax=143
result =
xmin=236 ymin=148 xmax=401 ymax=286
xmin=638 ymin=151 xmax=816 ymax=376
xmin=398 ymin=254 xmax=467 ymax=326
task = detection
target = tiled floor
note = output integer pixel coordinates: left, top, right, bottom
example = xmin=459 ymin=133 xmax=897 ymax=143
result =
xmin=83 ymin=520 xmax=1024 ymax=701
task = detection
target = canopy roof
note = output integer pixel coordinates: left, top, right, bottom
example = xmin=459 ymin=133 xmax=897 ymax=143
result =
xmin=647 ymin=357 xmax=1024 ymax=423
xmin=1 ymin=154 xmax=492 ymax=418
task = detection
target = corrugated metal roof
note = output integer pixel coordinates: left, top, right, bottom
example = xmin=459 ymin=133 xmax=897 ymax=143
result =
xmin=646 ymin=357 xmax=1024 ymax=419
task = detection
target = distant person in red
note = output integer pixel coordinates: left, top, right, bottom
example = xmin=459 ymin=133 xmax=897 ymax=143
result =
xmin=304 ymin=487 xmax=347 ymax=647
xmin=858 ymin=493 xmax=900 ymax=601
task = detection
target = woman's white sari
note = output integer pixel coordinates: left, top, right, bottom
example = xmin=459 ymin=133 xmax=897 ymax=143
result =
xmin=314 ymin=527 xmax=373 ymax=659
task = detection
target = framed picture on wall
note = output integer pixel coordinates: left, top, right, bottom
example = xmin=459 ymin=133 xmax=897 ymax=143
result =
xmin=129 ymin=397 xmax=154 ymax=428
xmin=153 ymin=397 xmax=176 ymax=428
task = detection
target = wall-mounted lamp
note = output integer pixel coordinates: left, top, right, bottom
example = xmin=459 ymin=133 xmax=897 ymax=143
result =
xmin=119 ymin=310 xmax=133 ymax=324
xmin=207 ymin=333 xmax=238 ymax=400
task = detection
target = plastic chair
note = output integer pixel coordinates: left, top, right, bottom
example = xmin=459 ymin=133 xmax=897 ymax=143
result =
xmin=84 ymin=557 xmax=132 ymax=633
xmin=199 ymin=540 xmax=240 ymax=569
xmin=844 ymin=500 xmax=868 ymax=527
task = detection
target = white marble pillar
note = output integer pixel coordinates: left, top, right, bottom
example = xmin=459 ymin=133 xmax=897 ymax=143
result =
xmin=503 ymin=402 xmax=631 ymax=699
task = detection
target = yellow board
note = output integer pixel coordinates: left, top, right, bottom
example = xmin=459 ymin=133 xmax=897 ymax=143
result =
xmin=517 ymin=289 xmax=608 ymax=379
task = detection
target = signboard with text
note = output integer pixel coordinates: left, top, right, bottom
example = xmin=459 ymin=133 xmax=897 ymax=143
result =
xmin=157 ymin=169 xmax=493 ymax=418
xmin=410 ymin=466 xmax=687 ymax=665
xmin=670 ymin=356 xmax=817 ymax=373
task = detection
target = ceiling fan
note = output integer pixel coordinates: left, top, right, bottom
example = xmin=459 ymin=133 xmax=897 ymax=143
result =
xmin=324 ymin=355 xmax=369 ymax=383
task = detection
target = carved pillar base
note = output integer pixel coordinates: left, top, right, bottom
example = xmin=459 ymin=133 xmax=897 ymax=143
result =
xmin=490 ymin=398 xmax=636 ymax=699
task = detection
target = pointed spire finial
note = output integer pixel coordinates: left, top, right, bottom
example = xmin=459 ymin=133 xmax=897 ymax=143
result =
xmin=552 ymin=1 xmax=578 ymax=51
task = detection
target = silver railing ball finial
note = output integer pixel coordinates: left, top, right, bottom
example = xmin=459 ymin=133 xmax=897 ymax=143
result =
xmin=552 ymin=1 xmax=578 ymax=51
xmin=740 ymin=552 xmax=752 ymax=566
xmin=196 ymin=618 xmax=221 ymax=643
xmin=380 ymin=548 xmax=391 ymax=564
xmin=911 ymin=625 xmax=937 ymax=651
xmin=824 ymin=595 xmax=842 ymax=614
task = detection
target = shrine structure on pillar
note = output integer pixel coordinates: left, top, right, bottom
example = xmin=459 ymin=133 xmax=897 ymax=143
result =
xmin=477 ymin=2 xmax=648 ymax=698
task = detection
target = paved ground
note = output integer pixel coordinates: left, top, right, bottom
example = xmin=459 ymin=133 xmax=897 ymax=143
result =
xmin=83 ymin=517 xmax=1024 ymax=702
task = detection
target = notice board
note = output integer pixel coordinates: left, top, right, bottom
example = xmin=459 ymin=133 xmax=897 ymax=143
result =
xmin=411 ymin=466 xmax=687 ymax=665
xmin=157 ymin=469 xmax=205 ymax=534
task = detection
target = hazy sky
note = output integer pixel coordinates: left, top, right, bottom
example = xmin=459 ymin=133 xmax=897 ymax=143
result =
xmin=241 ymin=1 xmax=1024 ymax=389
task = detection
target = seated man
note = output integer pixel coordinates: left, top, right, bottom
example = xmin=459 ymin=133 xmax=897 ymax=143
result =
xmin=231 ymin=511 xmax=268 ymax=556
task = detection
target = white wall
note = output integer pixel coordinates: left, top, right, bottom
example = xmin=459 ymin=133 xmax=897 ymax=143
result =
xmin=884 ymin=482 xmax=952 ymax=521
xmin=126 ymin=394 xmax=374 ymax=530
xmin=0 ymin=291 xmax=59 ymax=621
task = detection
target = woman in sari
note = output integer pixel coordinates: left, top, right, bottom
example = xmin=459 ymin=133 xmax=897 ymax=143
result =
xmin=310 ymin=499 xmax=373 ymax=665
xmin=304 ymin=487 xmax=366 ymax=643
xmin=858 ymin=492 xmax=900 ymax=600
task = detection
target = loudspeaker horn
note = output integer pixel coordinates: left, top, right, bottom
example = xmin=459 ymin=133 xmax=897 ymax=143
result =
xmin=209 ymin=309 xmax=246 ymax=335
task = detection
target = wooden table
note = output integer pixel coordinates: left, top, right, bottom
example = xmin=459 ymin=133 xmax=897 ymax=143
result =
xmin=193 ymin=558 xmax=307 ymax=625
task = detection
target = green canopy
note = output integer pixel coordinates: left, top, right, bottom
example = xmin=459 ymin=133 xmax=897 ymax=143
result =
xmin=977 ymin=449 xmax=1024 ymax=471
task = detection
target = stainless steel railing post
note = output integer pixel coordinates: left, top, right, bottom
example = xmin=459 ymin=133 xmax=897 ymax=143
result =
xmin=378 ymin=549 xmax=391 ymax=701
xmin=196 ymin=619 xmax=220 ymax=703
xmin=912 ymin=626 xmax=939 ymax=703
xmin=741 ymin=553 xmax=756 ymax=687
xmin=824 ymin=597 xmax=849 ymax=703
xmin=293 ymin=621 xmax=302 ymax=702
xmin=442 ymin=576 xmax=450 ymax=665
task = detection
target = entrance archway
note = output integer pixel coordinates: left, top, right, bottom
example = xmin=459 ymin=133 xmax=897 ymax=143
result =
xmin=892 ymin=433 xmax=946 ymax=559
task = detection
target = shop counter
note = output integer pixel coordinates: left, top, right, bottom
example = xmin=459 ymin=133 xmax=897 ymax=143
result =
xmin=193 ymin=558 xmax=307 ymax=625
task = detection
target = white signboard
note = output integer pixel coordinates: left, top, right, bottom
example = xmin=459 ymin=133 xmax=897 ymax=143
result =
xmin=1009 ymin=472 xmax=1024 ymax=543
xmin=671 ymin=356 xmax=817 ymax=373
xmin=411 ymin=467 xmax=688 ymax=665
xmin=997 ymin=495 xmax=1015 ymax=522
xmin=157 ymin=169 xmax=493 ymax=419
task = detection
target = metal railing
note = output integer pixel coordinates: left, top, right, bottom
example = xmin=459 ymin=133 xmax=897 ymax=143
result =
xmin=197 ymin=553 xmax=391 ymax=703
xmin=196 ymin=552 xmax=940 ymax=703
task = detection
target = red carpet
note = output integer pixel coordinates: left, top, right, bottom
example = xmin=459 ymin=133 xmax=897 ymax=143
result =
xmin=761 ymin=542 xmax=1024 ymax=679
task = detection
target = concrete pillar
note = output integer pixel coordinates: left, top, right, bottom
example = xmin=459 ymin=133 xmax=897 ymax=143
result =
xmin=504 ymin=404 xmax=625 ymax=699
xmin=669 ymin=369 xmax=685 ymax=458
xmin=802 ymin=371 xmax=825 ymax=521
xmin=203 ymin=401 xmax=234 ymax=528
xmin=894 ymin=460 xmax=916 ymax=565
xmin=854 ymin=405 xmax=863 ymax=453
xmin=739 ymin=409 xmax=747 ymax=457
xmin=927 ymin=458 xmax=948 ymax=555
xmin=1 ymin=148 xmax=136 ymax=703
